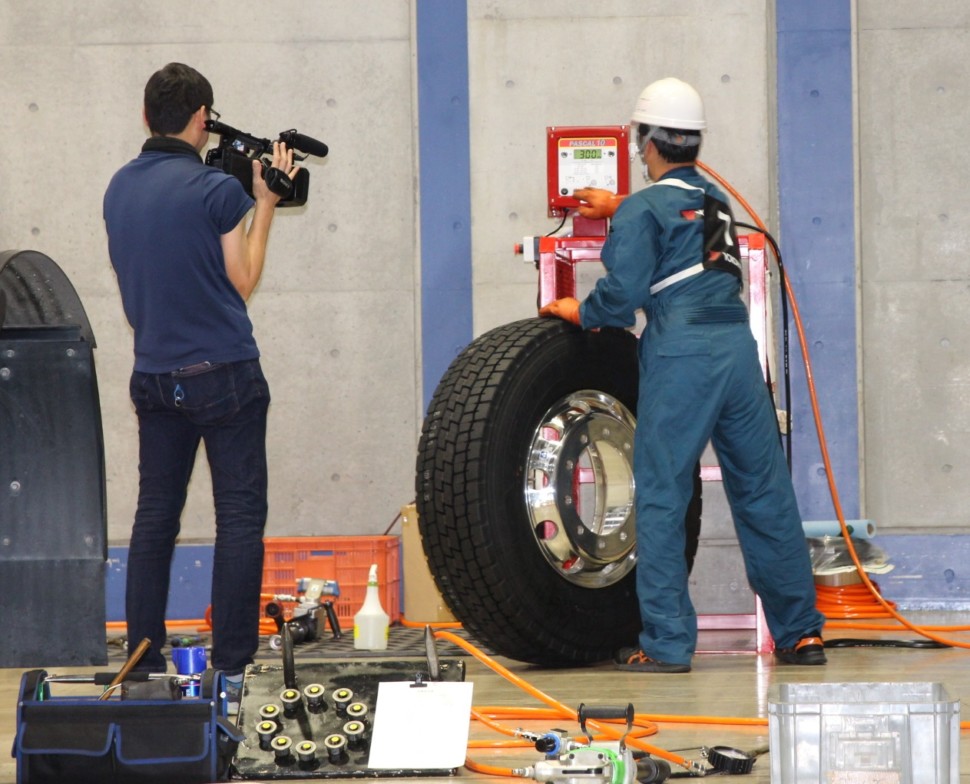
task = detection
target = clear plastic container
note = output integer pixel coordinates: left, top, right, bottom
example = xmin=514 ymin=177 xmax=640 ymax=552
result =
xmin=769 ymin=681 xmax=959 ymax=784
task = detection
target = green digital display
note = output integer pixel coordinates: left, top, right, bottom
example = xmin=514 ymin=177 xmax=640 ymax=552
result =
xmin=573 ymin=148 xmax=602 ymax=160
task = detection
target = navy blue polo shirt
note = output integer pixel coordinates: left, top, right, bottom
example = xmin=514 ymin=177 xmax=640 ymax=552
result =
xmin=104 ymin=137 xmax=257 ymax=373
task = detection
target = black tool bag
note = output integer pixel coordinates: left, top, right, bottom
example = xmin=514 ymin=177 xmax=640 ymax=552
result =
xmin=14 ymin=669 xmax=243 ymax=783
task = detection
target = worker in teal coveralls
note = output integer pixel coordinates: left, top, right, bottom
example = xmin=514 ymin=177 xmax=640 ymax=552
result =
xmin=541 ymin=78 xmax=826 ymax=672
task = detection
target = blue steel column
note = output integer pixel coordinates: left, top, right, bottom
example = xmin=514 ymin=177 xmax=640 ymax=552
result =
xmin=416 ymin=0 xmax=473 ymax=408
xmin=776 ymin=0 xmax=859 ymax=518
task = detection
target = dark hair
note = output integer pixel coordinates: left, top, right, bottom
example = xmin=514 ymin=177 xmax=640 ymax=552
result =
xmin=638 ymin=123 xmax=700 ymax=164
xmin=143 ymin=63 xmax=214 ymax=135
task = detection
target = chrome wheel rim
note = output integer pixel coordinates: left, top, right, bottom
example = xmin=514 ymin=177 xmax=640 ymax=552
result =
xmin=524 ymin=390 xmax=637 ymax=587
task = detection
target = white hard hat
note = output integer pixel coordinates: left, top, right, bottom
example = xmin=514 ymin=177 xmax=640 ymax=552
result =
xmin=631 ymin=77 xmax=706 ymax=131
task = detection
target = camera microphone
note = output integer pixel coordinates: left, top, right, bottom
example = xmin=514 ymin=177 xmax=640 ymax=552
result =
xmin=278 ymin=130 xmax=329 ymax=159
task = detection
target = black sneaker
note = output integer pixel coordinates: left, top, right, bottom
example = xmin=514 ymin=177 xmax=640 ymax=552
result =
xmin=774 ymin=634 xmax=827 ymax=665
xmin=614 ymin=647 xmax=691 ymax=673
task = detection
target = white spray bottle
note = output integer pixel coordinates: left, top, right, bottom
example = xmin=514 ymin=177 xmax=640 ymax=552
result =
xmin=353 ymin=563 xmax=390 ymax=650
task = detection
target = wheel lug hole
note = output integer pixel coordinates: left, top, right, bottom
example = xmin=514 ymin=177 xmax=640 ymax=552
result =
xmin=536 ymin=521 xmax=558 ymax=540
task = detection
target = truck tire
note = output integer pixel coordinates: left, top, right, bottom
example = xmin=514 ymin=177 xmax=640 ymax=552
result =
xmin=416 ymin=318 xmax=701 ymax=665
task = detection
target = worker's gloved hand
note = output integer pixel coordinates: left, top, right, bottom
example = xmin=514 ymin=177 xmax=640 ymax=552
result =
xmin=539 ymin=297 xmax=581 ymax=325
xmin=573 ymin=187 xmax=624 ymax=220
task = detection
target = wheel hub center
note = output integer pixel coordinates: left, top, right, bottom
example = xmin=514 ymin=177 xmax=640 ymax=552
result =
xmin=525 ymin=391 xmax=637 ymax=588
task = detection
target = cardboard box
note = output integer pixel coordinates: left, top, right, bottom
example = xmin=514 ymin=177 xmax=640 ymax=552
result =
xmin=401 ymin=504 xmax=457 ymax=623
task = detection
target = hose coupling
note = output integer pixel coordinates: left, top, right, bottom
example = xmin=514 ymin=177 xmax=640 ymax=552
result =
xmin=687 ymin=759 xmax=707 ymax=777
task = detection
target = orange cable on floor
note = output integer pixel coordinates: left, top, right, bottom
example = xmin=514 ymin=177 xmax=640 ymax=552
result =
xmin=400 ymin=616 xmax=463 ymax=629
xmin=824 ymin=621 xmax=970 ymax=632
xmin=437 ymin=619 xmax=970 ymax=774
xmin=106 ymin=619 xmax=210 ymax=632
xmin=435 ymin=629 xmax=740 ymax=776
xmin=464 ymin=757 xmax=525 ymax=777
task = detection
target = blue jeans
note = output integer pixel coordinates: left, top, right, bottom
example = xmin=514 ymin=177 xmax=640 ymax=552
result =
xmin=126 ymin=359 xmax=270 ymax=675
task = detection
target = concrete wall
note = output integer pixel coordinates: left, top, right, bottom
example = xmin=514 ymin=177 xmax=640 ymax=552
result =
xmin=467 ymin=0 xmax=775 ymax=337
xmin=0 ymin=1 xmax=420 ymax=541
xmin=0 ymin=0 xmax=774 ymax=549
xmin=3 ymin=0 xmax=969 ymax=612
xmin=858 ymin=2 xmax=970 ymax=533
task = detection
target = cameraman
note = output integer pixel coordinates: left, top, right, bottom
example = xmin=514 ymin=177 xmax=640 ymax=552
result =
xmin=103 ymin=63 xmax=299 ymax=691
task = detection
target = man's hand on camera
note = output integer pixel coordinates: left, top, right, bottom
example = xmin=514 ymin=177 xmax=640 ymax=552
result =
xmin=573 ymin=187 xmax=624 ymax=220
xmin=252 ymin=141 xmax=301 ymax=205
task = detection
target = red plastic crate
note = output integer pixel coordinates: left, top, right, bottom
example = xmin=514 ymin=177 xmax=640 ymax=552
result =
xmin=261 ymin=536 xmax=401 ymax=624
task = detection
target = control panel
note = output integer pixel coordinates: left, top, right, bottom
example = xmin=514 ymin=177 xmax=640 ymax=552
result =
xmin=546 ymin=126 xmax=630 ymax=217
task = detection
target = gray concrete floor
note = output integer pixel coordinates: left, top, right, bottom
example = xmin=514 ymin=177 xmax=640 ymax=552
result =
xmin=2 ymin=615 xmax=969 ymax=782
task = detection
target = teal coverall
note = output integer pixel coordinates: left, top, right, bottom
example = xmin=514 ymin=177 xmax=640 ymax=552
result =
xmin=579 ymin=166 xmax=824 ymax=665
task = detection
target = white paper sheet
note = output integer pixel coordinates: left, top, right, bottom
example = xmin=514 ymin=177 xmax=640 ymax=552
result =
xmin=367 ymin=680 xmax=474 ymax=769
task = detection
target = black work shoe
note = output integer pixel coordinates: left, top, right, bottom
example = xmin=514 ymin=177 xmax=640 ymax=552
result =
xmin=774 ymin=634 xmax=827 ymax=665
xmin=614 ymin=647 xmax=691 ymax=673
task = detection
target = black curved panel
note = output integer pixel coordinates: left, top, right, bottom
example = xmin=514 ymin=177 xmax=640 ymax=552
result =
xmin=0 ymin=249 xmax=96 ymax=346
xmin=0 ymin=249 xmax=106 ymax=666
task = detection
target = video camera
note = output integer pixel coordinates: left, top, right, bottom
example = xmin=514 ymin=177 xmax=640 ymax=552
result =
xmin=203 ymin=119 xmax=328 ymax=207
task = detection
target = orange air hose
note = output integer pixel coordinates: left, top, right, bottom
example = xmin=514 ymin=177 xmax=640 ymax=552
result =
xmin=105 ymin=619 xmax=208 ymax=630
xmin=435 ymin=629 xmax=711 ymax=775
xmin=469 ymin=707 xmax=535 ymax=745
xmin=815 ymin=583 xmax=896 ymax=619
xmin=825 ymin=621 xmax=970 ymax=632
xmin=696 ymin=159 xmax=970 ymax=651
xmin=464 ymin=757 xmax=523 ymax=777
xmin=400 ymin=617 xmax=463 ymax=629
